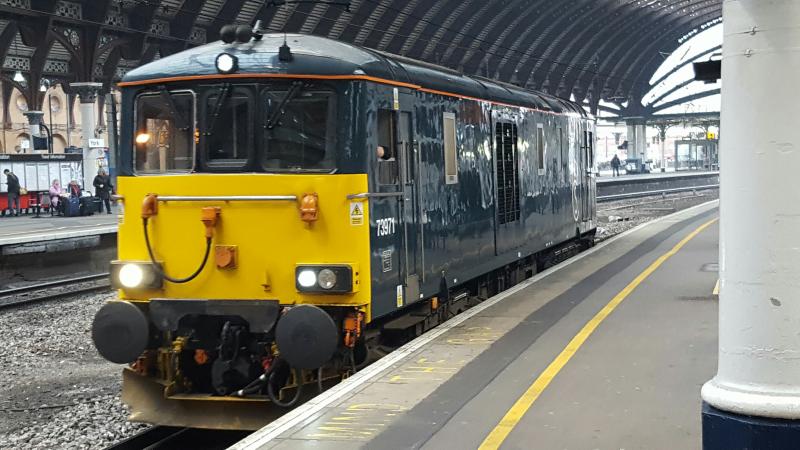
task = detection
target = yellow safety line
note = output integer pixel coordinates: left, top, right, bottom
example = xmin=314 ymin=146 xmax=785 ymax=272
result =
xmin=479 ymin=217 xmax=718 ymax=450
xmin=713 ymin=279 xmax=720 ymax=295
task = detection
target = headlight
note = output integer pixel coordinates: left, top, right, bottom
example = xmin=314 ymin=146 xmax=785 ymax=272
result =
xmin=118 ymin=264 xmax=144 ymax=288
xmin=110 ymin=261 xmax=163 ymax=290
xmin=297 ymin=269 xmax=317 ymax=288
xmin=317 ymin=269 xmax=337 ymax=290
xmin=216 ymin=53 xmax=238 ymax=74
xmin=295 ymin=265 xmax=355 ymax=293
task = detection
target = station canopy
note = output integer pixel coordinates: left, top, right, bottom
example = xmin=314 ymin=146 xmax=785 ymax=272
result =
xmin=0 ymin=0 xmax=721 ymax=116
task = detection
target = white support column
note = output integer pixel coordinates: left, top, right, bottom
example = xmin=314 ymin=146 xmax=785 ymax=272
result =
xmin=701 ymin=0 xmax=800 ymax=446
xmin=70 ymin=82 xmax=104 ymax=189
xmin=657 ymin=124 xmax=668 ymax=172
xmin=625 ymin=121 xmax=647 ymax=161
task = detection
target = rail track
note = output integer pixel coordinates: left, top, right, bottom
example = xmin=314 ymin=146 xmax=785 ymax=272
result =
xmin=597 ymin=183 xmax=719 ymax=202
xmin=0 ymin=273 xmax=110 ymax=309
xmin=107 ymin=426 xmax=250 ymax=450
xmin=595 ymin=171 xmax=719 ymax=203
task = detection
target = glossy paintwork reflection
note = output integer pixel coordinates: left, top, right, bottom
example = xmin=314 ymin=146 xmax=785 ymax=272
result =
xmin=366 ymin=87 xmax=595 ymax=318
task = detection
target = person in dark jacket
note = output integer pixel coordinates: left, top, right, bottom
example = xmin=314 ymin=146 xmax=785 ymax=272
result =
xmin=92 ymin=169 xmax=114 ymax=214
xmin=3 ymin=169 xmax=20 ymax=216
xmin=611 ymin=154 xmax=621 ymax=177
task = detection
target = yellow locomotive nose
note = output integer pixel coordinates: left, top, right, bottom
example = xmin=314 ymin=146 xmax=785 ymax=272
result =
xmin=97 ymin=173 xmax=371 ymax=405
xmin=113 ymin=174 xmax=370 ymax=307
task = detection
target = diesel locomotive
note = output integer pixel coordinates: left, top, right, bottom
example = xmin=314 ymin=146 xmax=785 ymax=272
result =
xmin=92 ymin=28 xmax=596 ymax=429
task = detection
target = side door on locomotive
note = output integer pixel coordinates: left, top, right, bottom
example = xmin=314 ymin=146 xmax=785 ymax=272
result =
xmin=491 ymin=108 xmax=522 ymax=257
xmin=368 ymin=86 xmax=424 ymax=318
xmin=579 ymin=127 xmax=596 ymax=223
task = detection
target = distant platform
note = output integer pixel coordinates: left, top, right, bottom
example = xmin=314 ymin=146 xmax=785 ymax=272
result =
xmin=233 ymin=200 xmax=719 ymax=450
xmin=596 ymin=170 xmax=719 ymax=184
xmin=0 ymin=210 xmax=118 ymax=247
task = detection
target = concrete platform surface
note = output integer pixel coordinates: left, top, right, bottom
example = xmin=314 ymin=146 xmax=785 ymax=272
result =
xmin=0 ymin=210 xmax=118 ymax=246
xmin=233 ymin=200 xmax=719 ymax=450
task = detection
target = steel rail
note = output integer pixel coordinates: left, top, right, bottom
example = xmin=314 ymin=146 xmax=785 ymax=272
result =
xmin=105 ymin=426 xmax=251 ymax=450
xmin=0 ymin=273 xmax=111 ymax=310
xmin=597 ymin=184 xmax=719 ymax=202
xmin=104 ymin=426 xmax=187 ymax=450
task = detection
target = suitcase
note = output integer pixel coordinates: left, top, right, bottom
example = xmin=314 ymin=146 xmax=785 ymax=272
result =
xmin=79 ymin=197 xmax=95 ymax=216
xmin=65 ymin=197 xmax=80 ymax=217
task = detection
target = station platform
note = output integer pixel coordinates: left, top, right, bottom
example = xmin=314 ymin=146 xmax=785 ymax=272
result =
xmin=234 ymin=200 xmax=720 ymax=450
xmin=0 ymin=211 xmax=117 ymax=247
xmin=596 ymin=169 xmax=718 ymax=184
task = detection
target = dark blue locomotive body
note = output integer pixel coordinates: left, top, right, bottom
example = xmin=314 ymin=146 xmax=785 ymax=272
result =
xmin=119 ymin=33 xmax=596 ymax=324
xmin=355 ymin=54 xmax=597 ymax=320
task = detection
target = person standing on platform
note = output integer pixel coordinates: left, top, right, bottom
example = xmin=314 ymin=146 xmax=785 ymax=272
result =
xmin=92 ymin=169 xmax=113 ymax=214
xmin=3 ymin=168 xmax=20 ymax=216
xmin=611 ymin=154 xmax=621 ymax=177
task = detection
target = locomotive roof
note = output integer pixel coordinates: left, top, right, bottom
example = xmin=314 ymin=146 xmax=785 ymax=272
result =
xmin=122 ymin=33 xmax=589 ymax=118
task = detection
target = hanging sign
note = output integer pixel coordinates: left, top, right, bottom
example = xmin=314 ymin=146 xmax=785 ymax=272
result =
xmin=89 ymin=138 xmax=105 ymax=148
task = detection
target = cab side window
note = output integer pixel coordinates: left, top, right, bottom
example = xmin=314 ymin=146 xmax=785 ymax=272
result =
xmin=443 ymin=112 xmax=458 ymax=184
xmin=536 ymin=124 xmax=545 ymax=174
xmin=377 ymin=109 xmax=398 ymax=185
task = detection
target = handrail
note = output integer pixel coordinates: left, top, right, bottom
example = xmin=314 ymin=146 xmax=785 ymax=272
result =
xmin=157 ymin=195 xmax=297 ymax=202
xmin=346 ymin=192 xmax=404 ymax=200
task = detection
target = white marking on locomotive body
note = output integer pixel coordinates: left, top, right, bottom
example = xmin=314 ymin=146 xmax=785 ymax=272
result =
xmin=381 ymin=249 xmax=393 ymax=272
xmin=376 ymin=218 xmax=397 ymax=236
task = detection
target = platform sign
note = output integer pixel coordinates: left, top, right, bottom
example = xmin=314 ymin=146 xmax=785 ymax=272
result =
xmin=707 ymin=132 xmax=716 ymax=140
xmin=11 ymin=163 xmax=24 ymax=183
xmin=89 ymin=138 xmax=105 ymax=148
xmin=60 ymin=164 xmax=74 ymax=187
xmin=24 ymin=164 xmax=38 ymax=190
xmin=0 ymin=162 xmax=9 ymax=192
xmin=37 ymin=164 xmax=50 ymax=191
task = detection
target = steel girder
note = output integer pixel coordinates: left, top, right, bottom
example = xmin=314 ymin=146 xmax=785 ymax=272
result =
xmin=0 ymin=0 xmax=721 ymax=111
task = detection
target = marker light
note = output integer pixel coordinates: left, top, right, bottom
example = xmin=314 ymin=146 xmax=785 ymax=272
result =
xmin=297 ymin=269 xmax=317 ymax=288
xmin=216 ymin=53 xmax=238 ymax=74
xmin=135 ymin=133 xmax=151 ymax=144
xmin=317 ymin=269 xmax=337 ymax=290
xmin=118 ymin=264 xmax=144 ymax=288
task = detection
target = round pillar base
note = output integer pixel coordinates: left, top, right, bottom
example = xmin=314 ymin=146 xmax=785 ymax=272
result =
xmin=703 ymin=402 xmax=800 ymax=449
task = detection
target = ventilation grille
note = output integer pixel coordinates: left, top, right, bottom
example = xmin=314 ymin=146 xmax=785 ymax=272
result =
xmin=495 ymin=122 xmax=520 ymax=225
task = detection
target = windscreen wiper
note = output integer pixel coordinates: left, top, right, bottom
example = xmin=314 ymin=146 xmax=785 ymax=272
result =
xmin=206 ymin=83 xmax=231 ymax=136
xmin=266 ymin=81 xmax=304 ymax=130
xmin=158 ymin=86 xmax=189 ymax=131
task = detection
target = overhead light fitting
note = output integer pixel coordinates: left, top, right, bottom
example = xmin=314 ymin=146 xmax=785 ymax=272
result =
xmin=13 ymin=71 xmax=24 ymax=82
